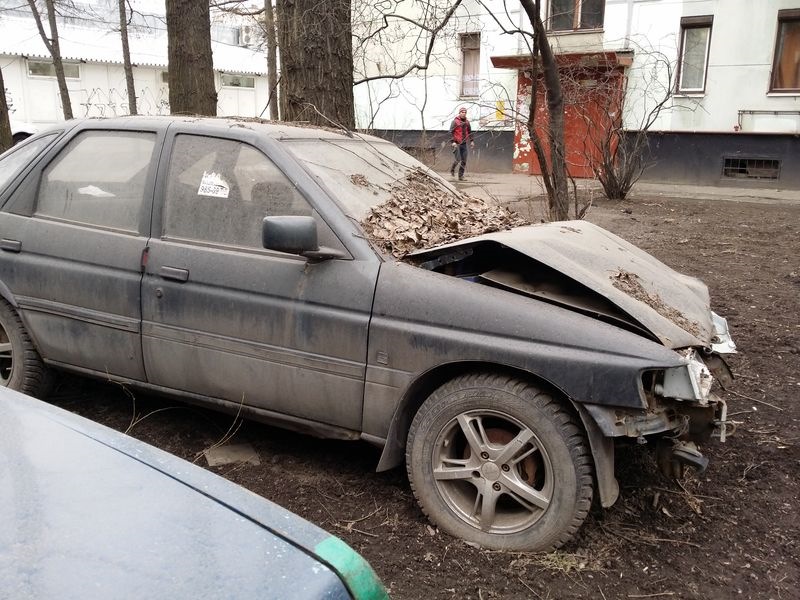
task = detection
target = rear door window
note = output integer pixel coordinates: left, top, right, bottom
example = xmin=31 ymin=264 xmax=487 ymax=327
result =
xmin=35 ymin=131 xmax=156 ymax=233
xmin=163 ymin=134 xmax=312 ymax=249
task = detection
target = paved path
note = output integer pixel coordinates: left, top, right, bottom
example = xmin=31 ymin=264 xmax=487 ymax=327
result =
xmin=445 ymin=172 xmax=800 ymax=206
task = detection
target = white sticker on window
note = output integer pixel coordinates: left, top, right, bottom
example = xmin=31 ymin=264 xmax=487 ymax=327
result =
xmin=78 ymin=185 xmax=115 ymax=197
xmin=197 ymin=171 xmax=230 ymax=198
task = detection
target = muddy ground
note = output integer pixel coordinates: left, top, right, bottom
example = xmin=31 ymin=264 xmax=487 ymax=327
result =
xmin=50 ymin=191 xmax=799 ymax=599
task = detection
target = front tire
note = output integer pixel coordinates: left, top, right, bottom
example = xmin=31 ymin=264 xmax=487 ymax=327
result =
xmin=0 ymin=299 xmax=52 ymax=396
xmin=406 ymin=373 xmax=594 ymax=551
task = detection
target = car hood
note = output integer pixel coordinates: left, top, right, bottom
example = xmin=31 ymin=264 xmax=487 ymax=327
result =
xmin=0 ymin=388 xmax=387 ymax=599
xmin=410 ymin=220 xmax=713 ymax=349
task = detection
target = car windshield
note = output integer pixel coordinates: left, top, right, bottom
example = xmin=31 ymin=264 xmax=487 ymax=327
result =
xmin=283 ymin=137 xmax=458 ymax=220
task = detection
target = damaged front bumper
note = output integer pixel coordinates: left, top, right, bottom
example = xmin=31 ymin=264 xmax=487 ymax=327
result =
xmin=583 ymin=394 xmax=730 ymax=445
xmin=584 ymin=316 xmax=737 ymax=477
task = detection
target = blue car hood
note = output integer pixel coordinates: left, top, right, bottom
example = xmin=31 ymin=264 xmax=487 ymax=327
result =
xmin=0 ymin=388 xmax=386 ymax=600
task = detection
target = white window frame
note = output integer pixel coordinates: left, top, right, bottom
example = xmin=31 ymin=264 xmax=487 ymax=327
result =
xmin=677 ymin=16 xmax=713 ymax=94
xmin=27 ymin=59 xmax=80 ymax=80
xmin=460 ymin=33 xmax=480 ymax=98
xmin=547 ymin=0 xmax=605 ymax=32
xmin=220 ymin=74 xmax=256 ymax=89
xmin=770 ymin=9 xmax=800 ymax=93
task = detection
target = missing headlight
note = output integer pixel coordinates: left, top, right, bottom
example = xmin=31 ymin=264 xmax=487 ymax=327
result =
xmin=655 ymin=350 xmax=713 ymax=403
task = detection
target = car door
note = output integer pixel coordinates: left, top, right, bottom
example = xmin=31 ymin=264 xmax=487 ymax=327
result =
xmin=141 ymin=130 xmax=379 ymax=430
xmin=0 ymin=125 xmax=161 ymax=380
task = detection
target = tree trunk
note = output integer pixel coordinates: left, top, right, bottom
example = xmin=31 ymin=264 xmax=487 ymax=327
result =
xmin=538 ymin=27 xmax=569 ymax=220
xmin=28 ymin=0 xmax=73 ymax=120
xmin=520 ymin=0 xmax=569 ymax=221
xmin=276 ymin=0 xmax=354 ymax=129
xmin=0 ymin=67 xmax=12 ymax=152
xmin=119 ymin=0 xmax=137 ymax=115
xmin=165 ymin=0 xmax=217 ymax=116
xmin=264 ymin=0 xmax=279 ymax=120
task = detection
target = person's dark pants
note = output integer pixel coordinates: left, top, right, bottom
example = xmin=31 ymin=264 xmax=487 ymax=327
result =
xmin=450 ymin=143 xmax=468 ymax=178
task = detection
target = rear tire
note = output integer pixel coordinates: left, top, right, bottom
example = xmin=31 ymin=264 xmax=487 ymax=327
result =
xmin=406 ymin=373 xmax=594 ymax=551
xmin=0 ymin=299 xmax=52 ymax=396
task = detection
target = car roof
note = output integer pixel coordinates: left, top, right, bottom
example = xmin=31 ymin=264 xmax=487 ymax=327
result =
xmin=0 ymin=386 xmax=387 ymax=600
xmin=43 ymin=115 xmax=389 ymax=144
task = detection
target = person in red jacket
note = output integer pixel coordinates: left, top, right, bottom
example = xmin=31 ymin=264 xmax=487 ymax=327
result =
xmin=449 ymin=107 xmax=475 ymax=180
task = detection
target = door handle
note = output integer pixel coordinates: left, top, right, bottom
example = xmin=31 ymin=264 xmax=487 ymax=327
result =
xmin=0 ymin=239 xmax=21 ymax=253
xmin=158 ymin=266 xmax=189 ymax=282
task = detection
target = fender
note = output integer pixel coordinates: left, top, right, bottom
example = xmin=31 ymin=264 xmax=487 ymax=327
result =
xmin=0 ymin=279 xmax=18 ymax=308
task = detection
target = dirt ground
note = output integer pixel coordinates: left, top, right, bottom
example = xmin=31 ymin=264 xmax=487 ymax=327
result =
xmin=49 ymin=192 xmax=799 ymax=599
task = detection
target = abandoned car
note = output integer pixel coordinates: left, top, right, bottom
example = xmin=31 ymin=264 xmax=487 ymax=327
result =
xmin=0 ymin=117 xmax=736 ymax=552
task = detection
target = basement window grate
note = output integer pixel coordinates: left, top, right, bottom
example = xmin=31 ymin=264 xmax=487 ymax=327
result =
xmin=722 ymin=158 xmax=781 ymax=180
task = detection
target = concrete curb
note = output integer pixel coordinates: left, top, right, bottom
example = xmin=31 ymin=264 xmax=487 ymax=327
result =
xmin=443 ymin=171 xmax=800 ymax=206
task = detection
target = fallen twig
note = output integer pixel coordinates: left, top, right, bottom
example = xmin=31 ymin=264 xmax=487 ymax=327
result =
xmin=731 ymin=372 xmax=759 ymax=380
xmin=336 ymin=524 xmax=378 ymax=538
xmin=652 ymin=487 xmax=721 ymax=501
xmin=628 ymin=594 xmax=675 ymax=598
xmin=728 ymin=389 xmax=783 ymax=411
xmin=727 ymin=410 xmax=756 ymax=417
xmin=517 ymin=578 xmax=546 ymax=600
xmin=316 ymin=500 xmax=338 ymax=523
xmin=345 ymin=506 xmax=382 ymax=527
xmin=600 ymin=525 xmax=700 ymax=548
xmin=646 ymin=537 xmax=701 ymax=548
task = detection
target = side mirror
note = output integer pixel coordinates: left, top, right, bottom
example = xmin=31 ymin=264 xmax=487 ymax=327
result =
xmin=263 ymin=216 xmax=318 ymax=254
xmin=262 ymin=216 xmax=347 ymax=262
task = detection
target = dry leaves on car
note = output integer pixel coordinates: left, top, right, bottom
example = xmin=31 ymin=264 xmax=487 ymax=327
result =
xmin=612 ymin=270 xmax=701 ymax=337
xmin=360 ymin=169 xmax=528 ymax=257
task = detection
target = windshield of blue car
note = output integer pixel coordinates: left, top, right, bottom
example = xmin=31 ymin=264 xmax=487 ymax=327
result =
xmin=283 ymin=136 xmax=456 ymax=220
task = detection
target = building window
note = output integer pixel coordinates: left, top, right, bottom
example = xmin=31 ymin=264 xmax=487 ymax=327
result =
xmin=771 ymin=9 xmax=800 ymax=92
xmin=677 ymin=16 xmax=713 ymax=93
xmin=548 ymin=0 xmax=604 ymax=32
xmin=27 ymin=60 xmax=80 ymax=79
xmin=220 ymin=74 xmax=255 ymax=88
xmin=460 ymin=33 xmax=480 ymax=97
xmin=160 ymin=71 xmax=169 ymax=84
xmin=723 ymin=158 xmax=781 ymax=181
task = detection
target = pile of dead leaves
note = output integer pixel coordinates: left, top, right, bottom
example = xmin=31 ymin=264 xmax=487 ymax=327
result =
xmin=612 ymin=270 xmax=701 ymax=337
xmin=360 ymin=169 xmax=528 ymax=257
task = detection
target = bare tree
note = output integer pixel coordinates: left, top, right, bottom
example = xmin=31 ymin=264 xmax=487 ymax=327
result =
xmin=571 ymin=49 xmax=674 ymax=200
xmin=0 ymin=67 xmax=12 ymax=151
xmin=27 ymin=0 xmax=73 ymax=120
xmin=352 ymin=0 xmax=467 ymax=142
xmin=263 ymin=0 xmax=278 ymax=119
xmin=518 ymin=0 xmax=569 ymax=221
xmin=166 ymin=0 xmax=216 ymax=115
xmin=118 ymin=0 xmax=137 ymax=115
xmin=276 ymin=0 xmax=354 ymax=128
xmin=352 ymin=0 xmax=463 ymax=86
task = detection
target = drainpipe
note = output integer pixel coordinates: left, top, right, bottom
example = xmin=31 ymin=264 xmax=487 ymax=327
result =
xmin=624 ymin=0 xmax=634 ymax=49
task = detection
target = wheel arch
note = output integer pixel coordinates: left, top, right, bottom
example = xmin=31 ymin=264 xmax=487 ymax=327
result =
xmin=0 ymin=280 xmax=18 ymax=308
xmin=375 ymin=360 xmax=619 ymax=508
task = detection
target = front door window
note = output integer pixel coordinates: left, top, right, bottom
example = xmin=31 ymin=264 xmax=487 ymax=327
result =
xmin=163 ymin=134 xmax=311 ymax=249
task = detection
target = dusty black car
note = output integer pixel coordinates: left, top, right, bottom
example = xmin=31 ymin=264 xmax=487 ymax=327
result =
xmin=0 ymin=117 xmax=735 ymax=552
